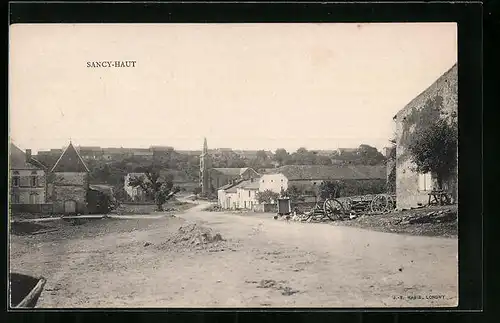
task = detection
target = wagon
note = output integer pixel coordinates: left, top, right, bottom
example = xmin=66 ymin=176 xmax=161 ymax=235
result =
xmin=299 ymin=193 xmax=396 ymax=222
xmin=10 ymin=273 xmax=46 ymax=308
xmin=342 ymin=194 xmax=396 ymax=214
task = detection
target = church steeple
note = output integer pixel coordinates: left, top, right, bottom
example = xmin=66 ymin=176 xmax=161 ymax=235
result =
xmin=202 ymin=137 xmax=208 ymax=155
xmin=200 ymin=137 xmax=211 ymax=194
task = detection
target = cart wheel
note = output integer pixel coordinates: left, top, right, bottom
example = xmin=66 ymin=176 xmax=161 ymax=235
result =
xmin=323 ymin=198 xmax=345 ymax=221
xmin=344 ymin=197 xmax=354 ymax=213
xmin=386 ymin=195 xmax=396 ymax=210
xmin=370 ymin=194 xmax=389 ymax=213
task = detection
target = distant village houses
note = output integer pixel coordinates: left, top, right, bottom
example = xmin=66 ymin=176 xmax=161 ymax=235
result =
xmin=216 ymin=164 xmax=387 ymax=210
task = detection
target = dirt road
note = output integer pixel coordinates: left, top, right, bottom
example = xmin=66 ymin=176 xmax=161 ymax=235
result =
xmin=10 ymin=202 xmax=458 ymax=308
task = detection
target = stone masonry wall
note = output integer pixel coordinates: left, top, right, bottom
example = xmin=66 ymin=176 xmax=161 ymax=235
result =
xmin=51 ymin=172 xmax=89 ymax=214
xmin=395 ymin=64 xmax=458 ymax=209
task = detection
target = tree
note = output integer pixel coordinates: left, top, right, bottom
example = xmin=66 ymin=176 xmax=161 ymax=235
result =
xmin=407 ymin=118 xmax=458 ymax=189
xmin=255 ymin=190 xmax=280 ymax=204
xmin=357 ymin=144 xmax=386 ymax=165
xmin=318 ymin=181 xmax=345 ymax=199
xmin=256 ymin=150 xmax=269 ymax=161
xmin=386 ymin=146 xmax=396 ymax=193
xmin=273 ymin=148 xmax=290 ymax=167
xmin=127 ymin=167 xmax=180 ymax=211
xmin=282 ymin=185 xmax=305 ymax=202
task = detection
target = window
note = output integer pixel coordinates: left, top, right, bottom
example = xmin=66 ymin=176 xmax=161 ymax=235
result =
xmin=29 ymin=193 xmax=38 ymax=204
xmin=12 ymin=171 xmax=20 ymax=187
xmin=271 ymin=180 xmax=274 ymax=183
xmin=12 ymin=194 xmax=20 ymax=204
xmin=31 ymin=171 xmax=38 ymax=187
xmin=248 ymin=191 xmax=251 ymax=197
xmin=418 ymin=172 xmax=433 ymax=191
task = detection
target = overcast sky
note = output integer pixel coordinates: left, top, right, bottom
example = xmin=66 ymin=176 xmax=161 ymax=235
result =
xmin=9 ymin=23 xmax=457 ymax=154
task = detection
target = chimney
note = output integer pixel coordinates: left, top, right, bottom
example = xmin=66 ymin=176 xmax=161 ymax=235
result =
xmin=26 ymin=149 xmax=32 ymax=162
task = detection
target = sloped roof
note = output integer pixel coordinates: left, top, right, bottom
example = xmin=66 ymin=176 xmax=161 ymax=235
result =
xmin=9 ymin=143 xmax=46 ymax=170
xmin=218 ymin=179 xmax=245 ymax=193
xmin=235 ymin=179 xmax=260 ymax=190
xmin=78 ymin=146 xmax=102 ymax=152
xmin=50 ymin=142 xmax=90 ymax=173
xmin=211 ymin=168 xmax=244 ymax=176
xmin=89 ymin=184 xmax=114 ymax=196
xmin=126 ymin=172 xmax=146 ymax=178
xmin=211 ymin=167 xmax=258 ymax=176
xmin=270 ymin=165 xmax=386 ymax=181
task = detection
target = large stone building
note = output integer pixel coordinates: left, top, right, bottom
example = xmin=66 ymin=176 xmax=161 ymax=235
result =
xmin=259 ymin=164 xmax=387 ymax=196
xmin=9 ymin=143 xmax=47 ymax=204
xmin=48 ymin=142 xmax=90 ymax=214
xmin=393 ymin=63 xmax=458 ymax=209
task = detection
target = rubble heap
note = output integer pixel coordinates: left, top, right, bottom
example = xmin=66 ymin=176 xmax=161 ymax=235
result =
xmin=155 ymin=223 xmax=228 ymax=252
xmin=397 ymin=208 xmax=457 ymax=225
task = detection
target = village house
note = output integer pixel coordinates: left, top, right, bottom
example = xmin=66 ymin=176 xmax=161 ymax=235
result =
xmin=393 ymin=63 xmax=458 ymax=209
xmin=102 ymin=147 xmax=132 ymax=161
xmin=259 ymin=164 xmax=387 ymax=196
xmin=9 ymin=143 xmax=47 ymax=205
xmin=77 ymin=146 xmax=104 ymax=161
xmin=124 ymin=172 xmax=149 ymax=201
xmin=131 ymin=149 xmax=154 ymax=160
xmin=336 ymin=148 xmax=359 ymax=156
xmin=217 ymin=181 xmax=240 ymax=210
xmin=48 ymin=142 xmax=90 ymax=214
xmin=209 ymin=167 xmax=260 ymax=191
xmin=236 ymin=178 xmax=260 ymax=210
xmin=217 ymin=178 xmax=259 ymax=210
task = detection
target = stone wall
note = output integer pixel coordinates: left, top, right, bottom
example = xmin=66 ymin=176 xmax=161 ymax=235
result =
xmin=10 ymin=169 xmax=46 ymax=204
xmin=394 ymin=64 xmax=458 ymax=209
xmin=50 ymin=172 xmax=89 ymax=214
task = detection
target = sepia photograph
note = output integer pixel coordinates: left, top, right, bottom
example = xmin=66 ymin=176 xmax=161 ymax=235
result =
xmin=8 ymin=22 xmax=458 ymax=308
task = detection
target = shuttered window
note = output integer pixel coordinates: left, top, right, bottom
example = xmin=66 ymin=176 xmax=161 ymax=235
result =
xmin=418 ymin=172 xmax=432 ymax=191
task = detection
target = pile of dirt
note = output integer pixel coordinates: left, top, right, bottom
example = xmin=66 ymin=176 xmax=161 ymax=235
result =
xmin=155 ymin=223 xmax=229 ymax=252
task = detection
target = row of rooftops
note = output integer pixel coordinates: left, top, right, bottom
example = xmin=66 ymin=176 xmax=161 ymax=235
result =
xmin=36 ymin=146 xmax=366 ymax=158
xmin=217 ymin=164 xmax=387 ymax=193
xmin=37 ymin=145 xmax=176 ymax=156
xmin=219 ymin=178 xmax=260 ymax=193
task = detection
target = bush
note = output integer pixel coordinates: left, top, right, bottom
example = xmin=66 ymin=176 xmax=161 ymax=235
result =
xmin=203 ymin=205 xmax=223 ymax=212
